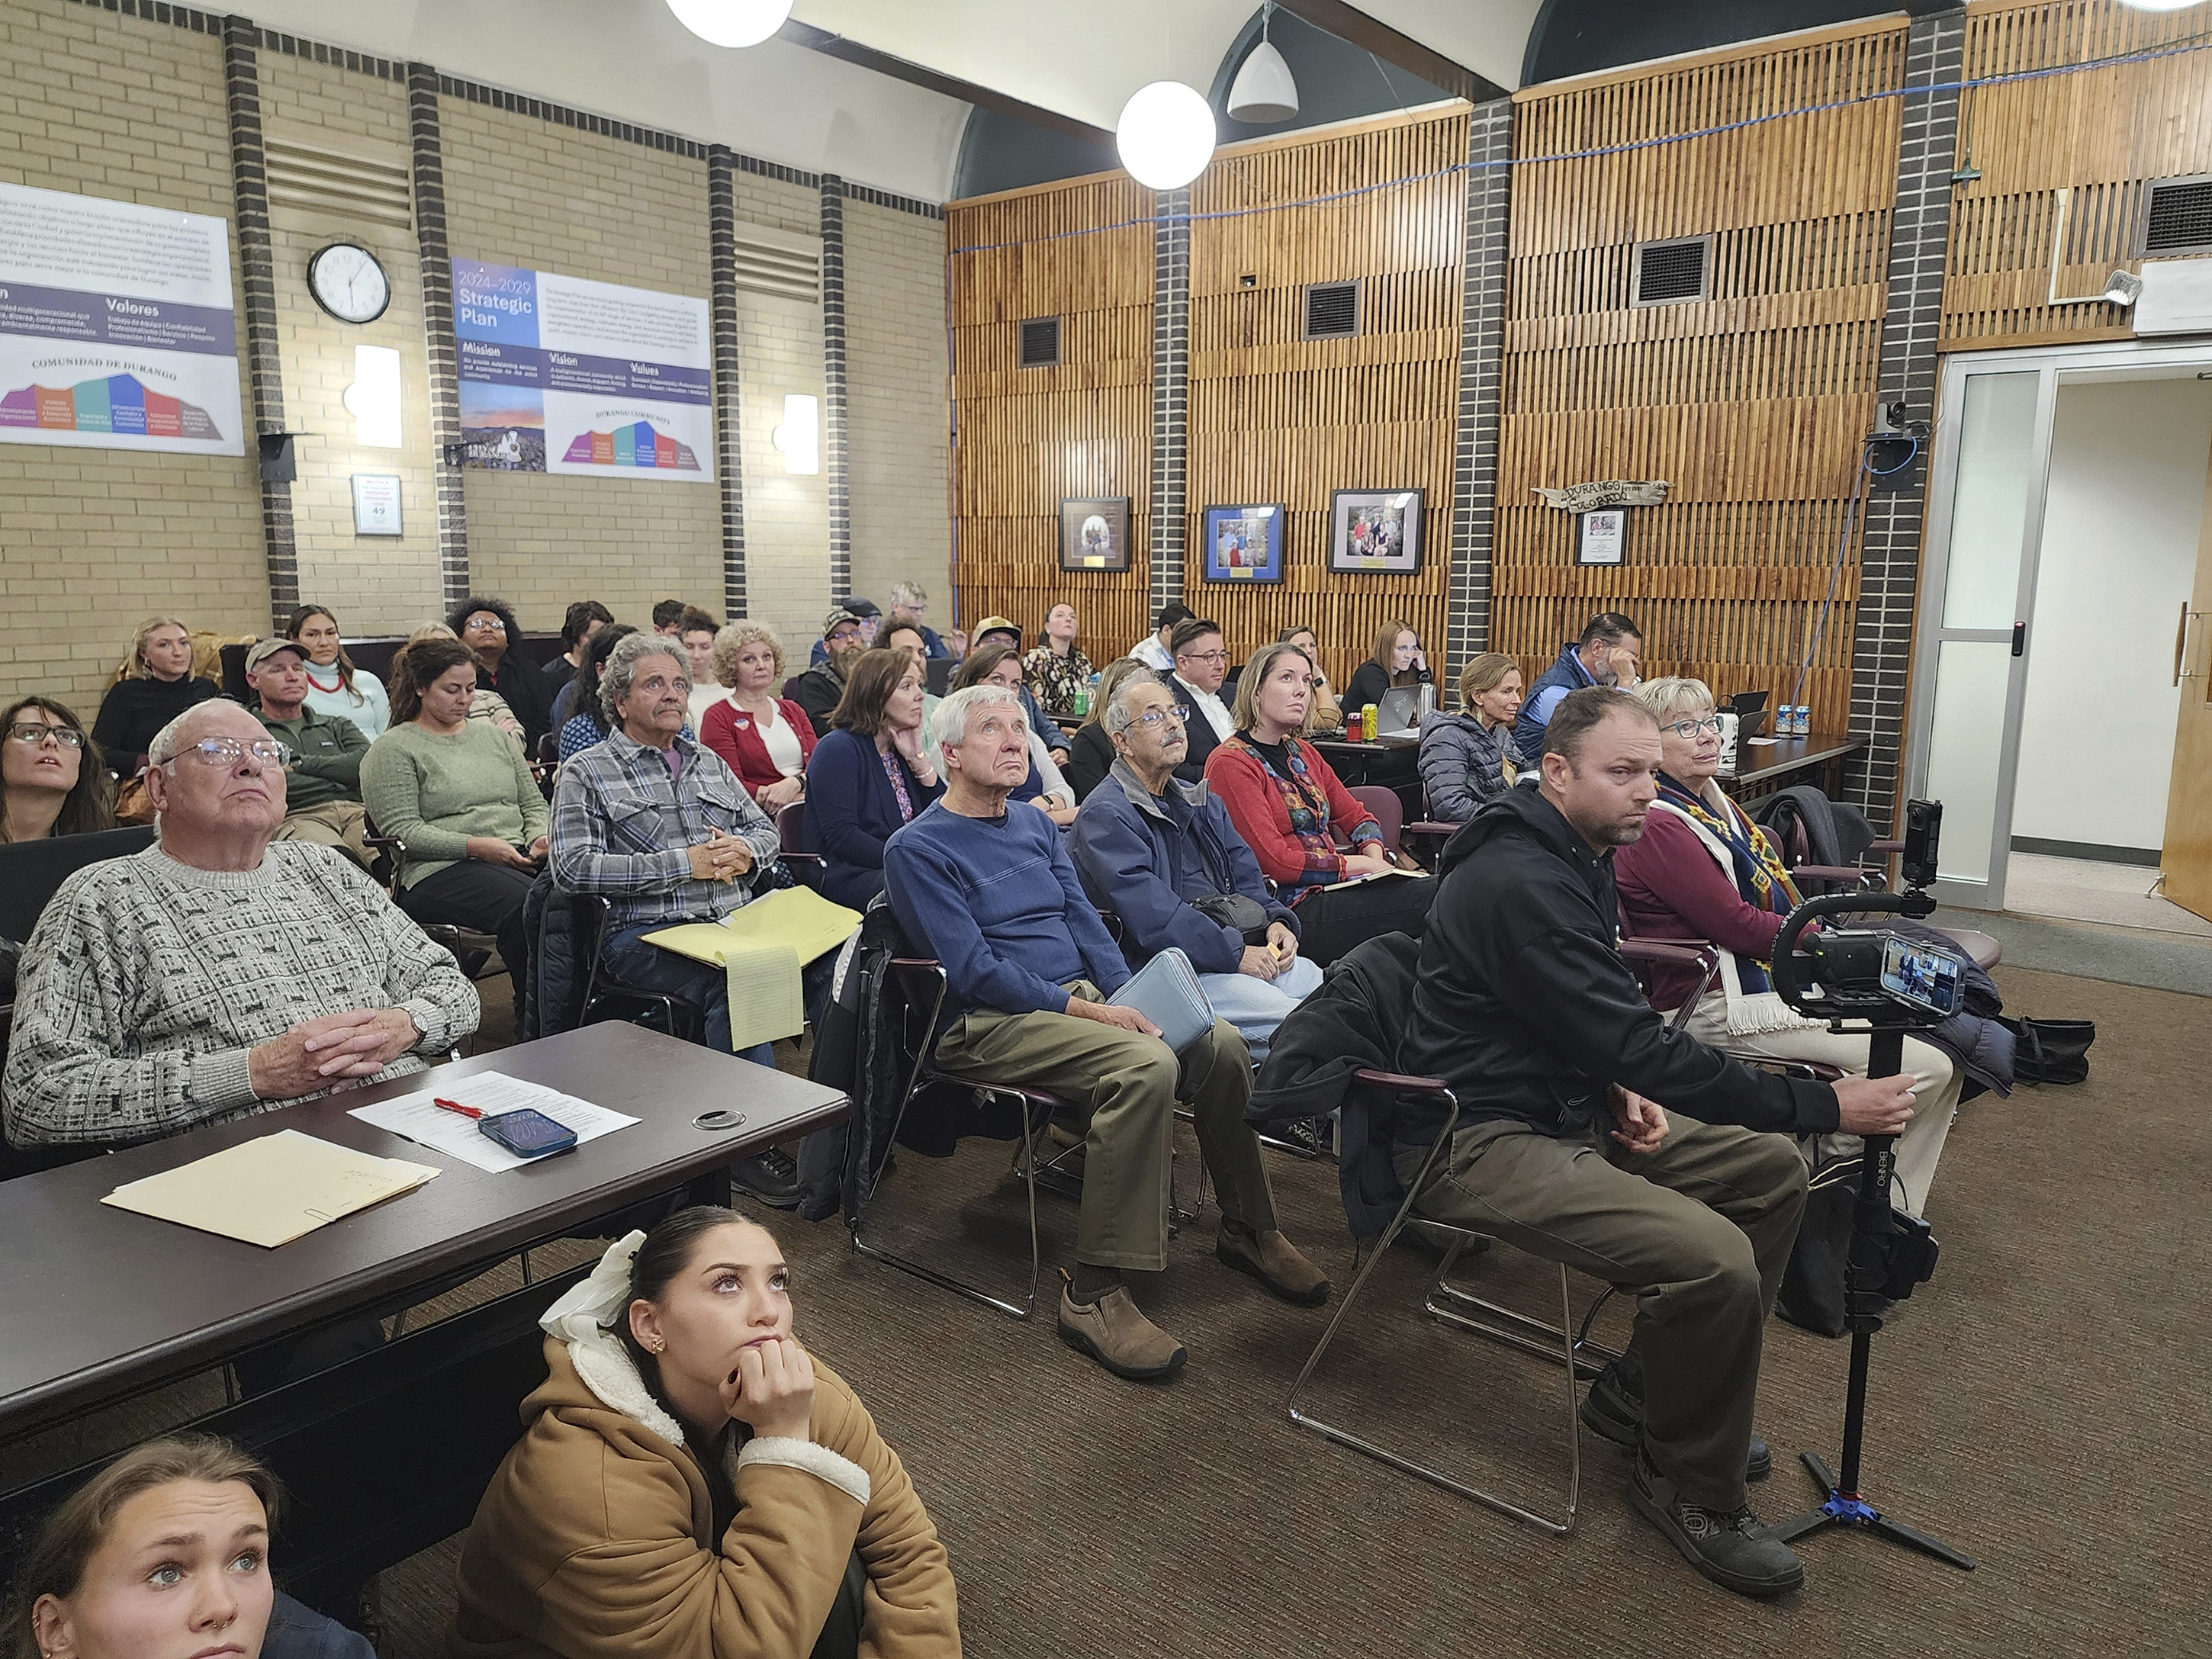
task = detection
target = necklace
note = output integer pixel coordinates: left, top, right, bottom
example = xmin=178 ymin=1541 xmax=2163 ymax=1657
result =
xmin=304 ymin=664 xmax=343 ymax=691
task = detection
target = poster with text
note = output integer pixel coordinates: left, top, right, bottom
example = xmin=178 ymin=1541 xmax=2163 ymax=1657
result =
xmin=452 ymin=257 xmax=712 ymax=482
xmin=0 ymin=182 xmax=244 ymax=456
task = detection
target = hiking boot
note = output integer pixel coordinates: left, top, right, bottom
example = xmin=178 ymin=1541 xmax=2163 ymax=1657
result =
xmin=1217 ymin=1225 xmax=1331 ymax=1306
xmin=1058 ymin=1285 xmax=1186 ymax=1381
xmin=729 ymin=1146 xmax=802 ymax=1209
xmin=1580 ymin=1352 xmax=1770 ymax=1481
xmin=1628 ymin=1442 xmax=1803 ymax=1600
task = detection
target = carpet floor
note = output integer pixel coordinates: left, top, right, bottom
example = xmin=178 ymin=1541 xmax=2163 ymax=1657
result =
xmin=349 ymin=963 xmax=2205 ymax=1658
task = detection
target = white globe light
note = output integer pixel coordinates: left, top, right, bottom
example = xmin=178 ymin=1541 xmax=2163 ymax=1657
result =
xmin=1116 ymin=81 xmax=1217 ymax=191
xmin=666 ymin=0 xmax=793 ymax=49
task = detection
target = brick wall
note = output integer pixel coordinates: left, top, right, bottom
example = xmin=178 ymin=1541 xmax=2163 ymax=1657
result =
xmin=845 ymin=199 xmax=950 ymax=627
xmin=260 ymin=50 xmax=442 ymax=634
xmin=436 ymin=96 xmax=721 ymax=633
xmin=0 ymin=0 xmax=265 ymax=709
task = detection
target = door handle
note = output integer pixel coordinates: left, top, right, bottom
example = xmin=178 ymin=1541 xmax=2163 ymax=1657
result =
xmin=2011 ymin=621 xmax=2026 ymax=657
xmin=2180 ymin=600 xmax=2192 ymax=688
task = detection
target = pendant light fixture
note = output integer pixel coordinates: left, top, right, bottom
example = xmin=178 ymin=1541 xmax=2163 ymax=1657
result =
xmin=666 ymin=0 xmax=794 ymax=49
xmin=1227 ymin=3 xmax=1299 ymax=124
xmin=1117 ymin=80 xmax=1216 ymax=190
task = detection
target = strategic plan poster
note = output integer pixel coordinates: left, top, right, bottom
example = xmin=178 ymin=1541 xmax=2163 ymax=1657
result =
xmin=0 ymin=181 xmax=245 ymax=456
xmin=452 ymin=257 xmax=712 ymax=482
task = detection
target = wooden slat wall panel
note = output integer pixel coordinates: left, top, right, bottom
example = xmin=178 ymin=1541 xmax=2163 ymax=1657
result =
xmin=1186 ymin=111 xmax=1468 ymax=693
xmin=1942 ymin=0 xmax=2212 ymax=349
xmin=1497 ymin=25 xmax=1906 ymax=732
xmin=948 ymin=175 xmax=1154 ymax=652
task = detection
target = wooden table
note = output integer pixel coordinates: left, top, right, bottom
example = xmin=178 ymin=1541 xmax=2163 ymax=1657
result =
xmin=0 ymin=1022 xmax=847 ymax=1606
xmin=1721 ymin=731 xmax=1866 ymax=799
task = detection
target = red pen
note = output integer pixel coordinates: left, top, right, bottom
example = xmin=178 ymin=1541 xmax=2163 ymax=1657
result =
xmin=433 ymin=1097 xmax=484 ymax=1120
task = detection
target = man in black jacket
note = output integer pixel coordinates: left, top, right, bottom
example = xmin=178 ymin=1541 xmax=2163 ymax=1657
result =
xmin=1400 ymin=687 xmax=1914 ymax=1600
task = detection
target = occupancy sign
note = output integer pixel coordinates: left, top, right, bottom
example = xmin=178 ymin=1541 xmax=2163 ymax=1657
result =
xmin=452 ymin=257 xmax=712 ymax=482
xmin=0 ymin=181 xmax=244 ymax=456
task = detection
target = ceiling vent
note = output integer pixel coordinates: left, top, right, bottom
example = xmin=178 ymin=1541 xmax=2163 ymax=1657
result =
xmin=1632 ymin=235 xmax=1712 ymax=306
xmin=730 ymin=229 xmax=821 ymax=304
xmin=264 ymin=137 xmax=413 ymax=228
xmin=1303 ymin=280 xmax=1359 ymax=339
xmin=1019 ymin=316 xmax=1061 ymax=368
xmin=2143 ymin=175 xmax=2212 ymax=258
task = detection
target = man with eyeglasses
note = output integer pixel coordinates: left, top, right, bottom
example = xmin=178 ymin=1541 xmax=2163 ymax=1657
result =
xmin=244 ymin=638 xmax=372 ymax=869
xmin=789 ymin=606 xmax=868 ymax=736
xmin=1165 ymin=616 xmax=1233 ymax=782
xmin=883 ymin=684 xmax=1326 ymax=1383
xmin=1069 ymin=672 xmax=1323 ymax=1063
xmin=3 ymin=701 xmax=479 ymax=1149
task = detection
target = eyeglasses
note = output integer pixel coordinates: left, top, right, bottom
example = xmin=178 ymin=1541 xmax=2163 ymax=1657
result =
xmin=5 ymin=722 xmax=85 ymax=748
xmin=1129 ymin=705 xmax=1189 ymax=730
xmin=164 ymin=737 xmax=294 ymax=768
xmin=463 ymin=616 xmax=506 ymax=632
xmin=1661 ymin=716 xmax=1723 ymax=739
xmin=1179 ymin=651 xmax=1229 ymax=665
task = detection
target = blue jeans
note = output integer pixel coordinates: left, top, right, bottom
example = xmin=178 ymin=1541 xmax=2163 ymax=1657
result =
xmin=1198 ymin=956 xmax=1324 ymax=1064
xmin=601 ymin=924 xmax=773 ymax=1068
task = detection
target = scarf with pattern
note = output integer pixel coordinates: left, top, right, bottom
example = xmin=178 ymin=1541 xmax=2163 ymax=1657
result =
xmin=1654 ymin=771 xmax=1812 ymax=1033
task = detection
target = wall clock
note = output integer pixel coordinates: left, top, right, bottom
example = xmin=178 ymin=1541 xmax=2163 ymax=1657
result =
xmin=307 ymin=243 xmax=391 ymax=324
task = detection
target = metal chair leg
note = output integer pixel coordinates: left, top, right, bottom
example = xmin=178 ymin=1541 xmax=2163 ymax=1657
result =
xmin=1428 ymin=1260 xmax=1621 ymax=1381
xmin=850 ymin=1085 xmax=1046 ymax=1321
xmin=1285 ymin=1113 xmax=1590 ymax=1537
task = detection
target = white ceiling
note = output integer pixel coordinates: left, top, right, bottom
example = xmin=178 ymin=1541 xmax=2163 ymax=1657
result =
xmin=233 ymin=1 xmax=1551 ymax=204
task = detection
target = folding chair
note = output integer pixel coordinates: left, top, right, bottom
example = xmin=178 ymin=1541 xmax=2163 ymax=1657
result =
xmin=1346 ymin=784 xmax=1403 ymax=855
xmin=572 ymin=893 xmax=705 ymax=1045
xmin=776 ymin=801 xmax=822 ymax=892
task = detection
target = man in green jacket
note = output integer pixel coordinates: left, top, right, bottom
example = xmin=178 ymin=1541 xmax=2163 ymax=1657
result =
xmin=246 ymin=638 xmax=371 ymax=867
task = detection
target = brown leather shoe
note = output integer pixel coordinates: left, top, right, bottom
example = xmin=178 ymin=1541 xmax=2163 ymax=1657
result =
xmin=1217 ymin=1225 xmax=1332 ymax=1306
xmin=1058 ymin=1286 xmax=1187 ymax=1381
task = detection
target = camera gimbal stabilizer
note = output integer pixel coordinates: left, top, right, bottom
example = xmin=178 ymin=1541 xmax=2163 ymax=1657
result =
xmin=1764 ymin=802 xmax=1975 ymax=1573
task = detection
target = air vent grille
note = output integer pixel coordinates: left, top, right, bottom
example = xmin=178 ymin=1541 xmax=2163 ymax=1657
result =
xmin=731 ymin=233 xmax=821 ymax=304
xmin=1304 ymin=280 xmax=1359 ymax=339
xmin=1632 ymin=236 xmax=1711 ymax=306
xmin=2145 ymin=176 xmax=2212 ymax=257
xmin=265 ymin=137 xmax=413 ymax=228
xmin=1019 ymin=316 xmax=1061 ymax=368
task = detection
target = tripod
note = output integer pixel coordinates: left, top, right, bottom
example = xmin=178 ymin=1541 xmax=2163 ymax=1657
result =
xmin=1770 ymin=1021 xmax=1975 ymax=1571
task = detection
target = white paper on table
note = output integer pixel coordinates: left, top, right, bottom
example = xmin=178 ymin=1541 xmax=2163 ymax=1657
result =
xmin=348 ymin=1071 xmax=641 ymax=1173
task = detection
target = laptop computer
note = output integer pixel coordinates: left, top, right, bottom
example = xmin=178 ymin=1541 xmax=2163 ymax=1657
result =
xmin=1726 ymin=691 xmax=1770 ymax=738
xmin=925 ymin=657 xmax=956 ymax=696
xmin=1375 ymin=685 xmax=1423 ymax=738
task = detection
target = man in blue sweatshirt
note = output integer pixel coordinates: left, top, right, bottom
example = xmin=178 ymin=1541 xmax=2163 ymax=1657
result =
xmin=884 ymin=683 xmax=1328 ymax=1382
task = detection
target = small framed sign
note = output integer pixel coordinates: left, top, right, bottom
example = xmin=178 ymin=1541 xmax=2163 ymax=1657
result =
xmin=1058 ymin=497 xmax=1132 ymax=572
xmin=1577 ymin=508 xmax=1625 ymax=565
xmin=1201 ymin=503 xmax=1286 ymax=584
xmin=351 ymin=473 xmax=403 ymax=536
xmin=1329 ymin=489 xmax=1423 ymax=575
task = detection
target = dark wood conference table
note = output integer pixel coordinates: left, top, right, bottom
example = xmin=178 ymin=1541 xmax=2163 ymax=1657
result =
xmin=0 ymin=1021 xmax=847 ymax=1606
xmin=1721 ymin=731 xmax=1866 ymax=799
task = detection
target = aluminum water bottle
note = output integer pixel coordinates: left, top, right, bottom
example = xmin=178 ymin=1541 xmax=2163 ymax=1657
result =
xmin=1417 ymin=683 xmax=1438 ymax=721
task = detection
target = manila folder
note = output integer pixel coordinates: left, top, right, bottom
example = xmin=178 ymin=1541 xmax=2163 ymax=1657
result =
xmin=101 ymin=1129 xmax=440 ymax=1248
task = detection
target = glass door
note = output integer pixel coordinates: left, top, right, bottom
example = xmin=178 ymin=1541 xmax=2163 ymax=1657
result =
xmin=1906 ymin=365 xmax=2056 ymax=910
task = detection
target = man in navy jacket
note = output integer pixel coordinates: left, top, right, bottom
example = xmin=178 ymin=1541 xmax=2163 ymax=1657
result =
xmin=1069 ymin=671 xmax=1321 ymax=1062
xmin=884 ymin=683 xmax=1326 ymax=1384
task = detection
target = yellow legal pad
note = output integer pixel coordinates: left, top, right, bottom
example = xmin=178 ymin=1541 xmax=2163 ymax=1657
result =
xmin=101 ymin=1128 xmax=442 ymax=1249
xmin=643 ymin=886 xmax=864 ymax=1053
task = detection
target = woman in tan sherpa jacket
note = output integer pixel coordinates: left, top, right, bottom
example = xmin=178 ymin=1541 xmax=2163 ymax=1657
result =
xmin=449 ymin=1207 xmax=960 ymax=1659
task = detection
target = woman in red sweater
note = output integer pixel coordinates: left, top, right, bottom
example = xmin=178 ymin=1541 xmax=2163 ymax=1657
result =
xmin=699 ymin=622 xmax=817 ymax=810
xmin=1204 ymin=642 xmax=1434 ymax=966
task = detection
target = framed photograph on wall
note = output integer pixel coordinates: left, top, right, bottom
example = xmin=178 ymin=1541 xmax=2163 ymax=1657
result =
xmin=1328 ymin=488 xmax=1424 ymax=576
xmin=1577 ymin=508 xmax=1625 ymax=565
xmin=1201 ymin=503 xmax=1286 ymax=584
xmin=1058 ymin=497 xmax=1132 ymax=572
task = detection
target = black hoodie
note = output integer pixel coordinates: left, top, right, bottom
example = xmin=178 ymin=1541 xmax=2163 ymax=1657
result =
xmin=1399 ymin=785 xmax=1838 ymax=1140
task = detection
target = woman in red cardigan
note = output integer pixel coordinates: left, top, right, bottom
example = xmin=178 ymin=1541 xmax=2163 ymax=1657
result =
xmin=1203 ymin=641 xmax=1435 ymax=966
xmin=699 ymin=622 xmax=817 ymax=810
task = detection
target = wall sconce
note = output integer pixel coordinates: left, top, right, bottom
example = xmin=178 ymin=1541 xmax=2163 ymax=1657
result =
xmin=342 ymin=345 xmax=403 ymax=449
xmin=771 ymin=393 xmax=819 ymax=474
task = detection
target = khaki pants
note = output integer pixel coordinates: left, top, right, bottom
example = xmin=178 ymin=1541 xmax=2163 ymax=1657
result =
xmin=1394 ymin=1117 xmax=1806 ymax=1511
xmin=1677 ymin=993 xmax=1963 ymax=1217
xmin=277 ymin=799 xmax=370 ymax=869
xmin=932 ymin=981 xmax=1274 ymax=1272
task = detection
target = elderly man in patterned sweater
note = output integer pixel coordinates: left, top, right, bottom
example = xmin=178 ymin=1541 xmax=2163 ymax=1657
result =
xmin=3 ymin=699 xmax=478 ymax=1147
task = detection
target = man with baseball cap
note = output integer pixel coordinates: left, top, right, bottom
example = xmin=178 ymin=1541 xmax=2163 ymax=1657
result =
xmin=246 ymin=637 xmax=372 ymax=867
xmin=790 ymin=606 xmax=868 ymax=733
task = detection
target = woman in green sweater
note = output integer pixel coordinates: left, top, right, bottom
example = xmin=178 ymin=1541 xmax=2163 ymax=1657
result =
xmin=361 ymin=636 xmax=548 ymax=998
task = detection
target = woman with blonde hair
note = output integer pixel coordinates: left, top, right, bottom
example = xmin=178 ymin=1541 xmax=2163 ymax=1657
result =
xmin=1275 ymin=625 xmax=1342 ymax=731
xmin=1416 ymin=651 xmax=1529 ymax=822
xmin=5 ymin=1434 xmax=373 ymax=1659
xmin=1340 ymin=618 xmax=1431 ymax=718
xmin=700 ymin=622 xmax=818 ymax=811
xmin=89 ymin=616 xmax=221 ymax=770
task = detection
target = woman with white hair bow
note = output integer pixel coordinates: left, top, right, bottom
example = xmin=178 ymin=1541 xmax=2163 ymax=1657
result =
xmin=450 ymin=1206 xmax=960 ymax=1659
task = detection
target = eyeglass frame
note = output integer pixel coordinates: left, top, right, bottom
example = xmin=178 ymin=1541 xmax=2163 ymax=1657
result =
xmin=1126 ymin=703 xmax=1190 ymax=731
xmin=1659 ymin=715 xmax=1725 ymax=740
xmin=5 ymin=721 xmax=87 ymax=748
xmin=160 ymin=735 xmax=295 ymax=769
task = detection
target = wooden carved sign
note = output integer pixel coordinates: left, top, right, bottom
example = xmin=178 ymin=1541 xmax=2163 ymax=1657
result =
xmin=1532 ymin=479 xmax=1670 ymax=511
